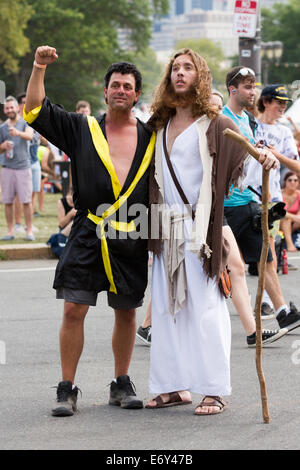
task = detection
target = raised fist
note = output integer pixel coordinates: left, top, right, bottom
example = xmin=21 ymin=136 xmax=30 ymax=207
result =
xmin=35 ymin=46 xmax=58 ymax=65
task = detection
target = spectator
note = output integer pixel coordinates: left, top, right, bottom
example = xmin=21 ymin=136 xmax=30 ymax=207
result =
xmin=223 ymin=69 xmax=300 ymax=333
xmin=0 ymin=96 xmax=35 ymax=241
xmin=38 ymin=136 xmax=62 ymax=199
xmin=58 ymin=187 xmax=76 ymax=237
xmin=75 ymin=100 xmax=91 ymax=116
xmin=246 ymin=85 xmax=300 ymax=262
xmin=280 ymin=171 xmax=300 ymax=251
xmin=17 ymin=93 xmax=41 ymax=217
xmin=210 ymin=89 xmax=223 ymax=112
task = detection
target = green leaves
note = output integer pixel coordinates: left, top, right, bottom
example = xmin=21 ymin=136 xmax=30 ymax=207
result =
xmin=0 ymin=0 xmax=168 ymax=113
xmin=0 ymin=0 xmax=32 ymax=74
xmin=261 ymin=0 xmax=300 ymax=85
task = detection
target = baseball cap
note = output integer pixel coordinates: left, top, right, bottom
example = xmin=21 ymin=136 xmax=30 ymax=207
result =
xmin=261 ymin=84 xmax=292 ymax=102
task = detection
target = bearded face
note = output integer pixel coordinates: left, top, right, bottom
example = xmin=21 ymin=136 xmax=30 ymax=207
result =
xmin=164 ymin=54 xmax=198 ymax=108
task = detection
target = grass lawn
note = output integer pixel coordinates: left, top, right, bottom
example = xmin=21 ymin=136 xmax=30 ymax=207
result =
xmin=0 ymin=192 xmax=61 ymax=244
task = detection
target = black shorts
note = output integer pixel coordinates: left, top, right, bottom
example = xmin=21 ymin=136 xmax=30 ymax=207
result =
xmin=56 ymin=287 xmax=143 ymax=310
xmin=224 ymin=203 xmax=273 ymax=264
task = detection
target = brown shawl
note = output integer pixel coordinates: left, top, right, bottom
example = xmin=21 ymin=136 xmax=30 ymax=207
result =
xmin=148 ymin=114 xmax=248 ymax=283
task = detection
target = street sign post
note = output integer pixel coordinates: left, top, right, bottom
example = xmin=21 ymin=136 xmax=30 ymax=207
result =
xmin=233 ymin=0 xmax=258 ymax=38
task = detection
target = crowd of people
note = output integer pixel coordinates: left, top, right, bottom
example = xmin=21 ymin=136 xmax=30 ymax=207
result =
xmin=0 ymin=96 xmax=94 ymax=241
xmin=1 ymin=44 xmax=300 ymax=418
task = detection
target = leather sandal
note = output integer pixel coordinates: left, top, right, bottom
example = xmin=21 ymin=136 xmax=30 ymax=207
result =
xmin=194 ymin=396 xmax=227 ymax=415
xmin=146 ymin=391 xmax=192 ymax=409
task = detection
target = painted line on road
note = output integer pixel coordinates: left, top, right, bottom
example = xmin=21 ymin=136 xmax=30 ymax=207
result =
xmin=0 ymin=267 xmax=56 ymax=273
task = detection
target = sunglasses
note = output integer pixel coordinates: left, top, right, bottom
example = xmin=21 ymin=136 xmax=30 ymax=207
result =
xmin=228 ymin=67 xmax=255 ymax=86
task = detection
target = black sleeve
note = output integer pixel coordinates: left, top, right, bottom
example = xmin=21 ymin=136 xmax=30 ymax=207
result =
xmin=29 ymin=96 xmax=83 ymax=158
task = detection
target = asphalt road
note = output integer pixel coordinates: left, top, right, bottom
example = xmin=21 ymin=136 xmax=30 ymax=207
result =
xmin=0 ymin=254 xmax=300 ymax=451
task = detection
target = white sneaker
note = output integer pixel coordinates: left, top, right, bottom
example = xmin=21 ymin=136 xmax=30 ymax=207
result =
xmin=14 ymin=223 xmax=25 ymax=234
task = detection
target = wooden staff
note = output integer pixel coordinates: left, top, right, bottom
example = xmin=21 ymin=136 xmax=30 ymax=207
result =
xmin=223 ymin=128 xmax=271 ymax=424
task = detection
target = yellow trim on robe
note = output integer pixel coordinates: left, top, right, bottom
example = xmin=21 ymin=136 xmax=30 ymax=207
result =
xmin=87 ymin=116 xmax=122 ymax=200
xmin=87 ymin=212 xmax=136 ymax=294
xmin=23 ymin=105 xmax=42 ymax=124
xmin=87 ymin=130 xmax=156 ymax=294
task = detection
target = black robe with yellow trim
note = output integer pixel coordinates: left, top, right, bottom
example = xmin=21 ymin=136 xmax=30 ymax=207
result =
xmin=28 ymin=97 xmax=154 ymax=300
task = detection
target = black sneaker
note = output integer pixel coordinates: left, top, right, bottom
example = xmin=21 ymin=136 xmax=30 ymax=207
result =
xmin=136 ymin=325 xmax=151 ymax=346
xmin=261 ymin=303 xmax=275 ymax=320
xmin=247 ymin=328 xmax=288 ymax=347
xmin=51 ymin=380 xmax=80 ymax=417
xmin=109 ymin=375 xmax=143 ymax=409
xmin=276 ymin=302 xmax=300 ymax=332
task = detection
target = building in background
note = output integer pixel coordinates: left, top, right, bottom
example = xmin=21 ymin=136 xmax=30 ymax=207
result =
xmin=150 ymin=0 xmax=235 ymax=60
xmin=150 ymin=0 xmax=289 ymax=63
xmin=119 ymin=1 xmax=290 ymax=65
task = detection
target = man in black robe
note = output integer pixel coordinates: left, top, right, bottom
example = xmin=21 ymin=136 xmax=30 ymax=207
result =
xmin=24 ymin=46 xmax=155 ymax=416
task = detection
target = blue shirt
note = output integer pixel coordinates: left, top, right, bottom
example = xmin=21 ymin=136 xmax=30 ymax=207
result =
xmin=222 ymin=106 xmax=257 ymax=207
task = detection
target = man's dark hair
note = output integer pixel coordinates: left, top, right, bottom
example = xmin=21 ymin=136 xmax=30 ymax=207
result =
xmin=226 ymin=66 xmax=255 ymax=92
xmin=16 ymin=92 xmax=26 ymax=104
xmin=257 ymin=95 xmax=273 ymax=113
xmin=104 ymin=62 xmax=142 ymax=92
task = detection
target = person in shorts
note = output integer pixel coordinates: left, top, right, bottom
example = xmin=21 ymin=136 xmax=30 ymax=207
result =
xmin=223 ymin=67 xmax=300 ymax=334
xmin=0 ymin=96 xmax=35 ymax=241
xmin=24 ymin=46 xmax=156 ymax=416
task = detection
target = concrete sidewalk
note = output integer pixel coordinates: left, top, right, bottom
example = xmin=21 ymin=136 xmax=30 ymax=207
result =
xmin=0 ymin=242 xmax=55 ymax=260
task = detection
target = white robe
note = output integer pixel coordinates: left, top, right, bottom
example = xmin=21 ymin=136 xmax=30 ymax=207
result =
xmin=149 ymin=120 xmax=232 ymax=396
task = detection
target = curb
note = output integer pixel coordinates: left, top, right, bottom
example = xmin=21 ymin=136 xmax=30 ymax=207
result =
xmin=0 ymin=243 xmax=55 ymax=261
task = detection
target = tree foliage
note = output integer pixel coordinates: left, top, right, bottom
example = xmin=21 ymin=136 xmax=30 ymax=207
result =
xmin=0 ymin=0 xmax=32 ymax=74
xmin=0 ymin=0 xmax=168 ymax=114
xmin=261 ymin=0 xmax=300 ymax=85
xmin=128 ymin=48 xmax=164 ymax=103
xmin=176 ymin=38 xmax=226 ymax=86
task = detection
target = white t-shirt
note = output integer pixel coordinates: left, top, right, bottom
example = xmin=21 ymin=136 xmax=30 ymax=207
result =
xmin=244 ymin=120 xmax=299 ymax=202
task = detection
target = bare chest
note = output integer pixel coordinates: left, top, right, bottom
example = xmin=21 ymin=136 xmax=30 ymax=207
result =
xmin=106 ymin=126 xmax=137 ymax=187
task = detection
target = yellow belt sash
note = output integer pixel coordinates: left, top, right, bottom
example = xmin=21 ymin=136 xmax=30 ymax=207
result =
xmin=86 ymin=116 xmax=155 ymax=294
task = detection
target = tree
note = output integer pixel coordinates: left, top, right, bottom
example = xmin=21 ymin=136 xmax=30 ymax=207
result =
xmin=0 ymin=0 xmax=32 ymax=74
xmin=128 ymin=48 xmax=164 ymax=103
xmin=176 ymin=38 xmax=227 ymax=87
xmin=261 ymin=0 xmax=300 ymax=85
xmin=0 ymin=0 xmax=169 ymax=114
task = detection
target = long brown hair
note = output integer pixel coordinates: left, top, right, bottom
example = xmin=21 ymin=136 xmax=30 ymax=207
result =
xmin=148 ymin=48 xmax=218 ymax=131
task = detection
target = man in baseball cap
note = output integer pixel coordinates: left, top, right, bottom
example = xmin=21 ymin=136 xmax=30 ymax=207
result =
xmin=261 ymin=84 xmax=292 ymax=102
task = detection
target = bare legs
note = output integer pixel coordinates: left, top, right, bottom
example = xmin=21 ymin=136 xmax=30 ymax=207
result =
xmin=112 ymin=309 xmax=137 ymax=378
xmin=60 ymin=302 xmax=89 ymax=382
xmin=223 ymin=226 xmax=256 ymax=336
xmin=59 ymin=302 xmax=137 ymax=383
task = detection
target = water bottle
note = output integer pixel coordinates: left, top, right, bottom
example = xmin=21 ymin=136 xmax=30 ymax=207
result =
xmin=6 ymin=140 xmax=14 ymax=159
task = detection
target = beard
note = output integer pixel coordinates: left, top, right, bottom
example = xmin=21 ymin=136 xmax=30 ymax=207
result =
xmin=7 ymin=111 xmax=17 ymax=120
xmin=163 ymin=82 xmax=197 ymax=109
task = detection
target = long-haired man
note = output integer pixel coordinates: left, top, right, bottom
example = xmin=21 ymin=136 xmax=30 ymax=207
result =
xmin=146 ymin=49 xmax=277 ymax=415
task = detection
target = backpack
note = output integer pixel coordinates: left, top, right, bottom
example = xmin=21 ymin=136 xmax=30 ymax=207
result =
xmin=47 ymin=233 xmax=68 ymax=258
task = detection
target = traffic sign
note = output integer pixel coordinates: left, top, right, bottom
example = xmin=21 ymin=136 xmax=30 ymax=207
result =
xmin=233 ymin=0 xmax=258 ymax=38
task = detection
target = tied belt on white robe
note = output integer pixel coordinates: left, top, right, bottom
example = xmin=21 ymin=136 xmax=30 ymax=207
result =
xmin=154 ymin=117 xmax=215 ymax=319
xmin=161 ymin=209 xmax=191 ymax=319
